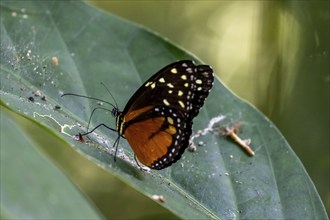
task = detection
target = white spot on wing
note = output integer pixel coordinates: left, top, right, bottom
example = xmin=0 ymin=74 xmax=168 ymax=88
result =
xmin=167 ymin=83 xmax=174 ymax=88
xmin=163 ymin=99 xmax=170 ymax=106
xmin=178 ymin=100 xmax=185 ymax=108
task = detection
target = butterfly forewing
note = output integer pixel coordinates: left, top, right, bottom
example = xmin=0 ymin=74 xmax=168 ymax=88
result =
xmin=120 ymin=60 xmax=214 ymax=169
xmin=188 ymin=65 xmax=214 ymax=119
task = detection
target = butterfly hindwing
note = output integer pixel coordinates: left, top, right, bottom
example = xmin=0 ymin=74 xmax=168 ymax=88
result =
xmin=124 ymin=105 xmax=192 ymax=169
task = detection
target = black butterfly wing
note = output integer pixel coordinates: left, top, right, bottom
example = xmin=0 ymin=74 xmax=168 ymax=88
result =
xmin=123 ymin=60 xmax=214 ymax=117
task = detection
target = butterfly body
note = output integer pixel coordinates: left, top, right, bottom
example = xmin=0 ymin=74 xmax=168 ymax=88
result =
xmin=114 ymin=60 xmax=214 ymax=170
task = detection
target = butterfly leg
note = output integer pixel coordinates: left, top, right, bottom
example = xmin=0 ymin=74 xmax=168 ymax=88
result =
xmin=113 ymin=135 xmax=121 ymax=162
xmin=86 ymin=107 xmax=113 ymax=133
xmin=134 ymin=154 xmax=143 ymax=170
xmin=80 ymin=123 xmax=116 ymax=136
xmin=77 ymin=123 xmax=117 ymax=144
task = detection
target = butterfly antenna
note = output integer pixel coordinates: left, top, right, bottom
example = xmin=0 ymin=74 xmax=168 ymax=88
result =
xmin=100 ymin=82 xmax=119 ymax=109
xmin=61 ymin=93 xmax=116 ymax=109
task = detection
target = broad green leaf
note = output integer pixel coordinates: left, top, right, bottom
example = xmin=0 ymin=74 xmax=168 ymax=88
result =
xmin=0 ymin=1 xmax=327 ymax=219
xmin=0 ymin=107 xmax=102 ymax=219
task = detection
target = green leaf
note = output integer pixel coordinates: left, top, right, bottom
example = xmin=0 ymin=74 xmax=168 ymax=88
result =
xmin=0 ymin=107 xmax=102 ymax=219
xmin=0 ymin=1 xmax=327 ymax=219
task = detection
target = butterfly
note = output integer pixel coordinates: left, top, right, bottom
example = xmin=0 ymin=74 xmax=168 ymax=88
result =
xmin=64 ymin=60 xmax=214 ymax=170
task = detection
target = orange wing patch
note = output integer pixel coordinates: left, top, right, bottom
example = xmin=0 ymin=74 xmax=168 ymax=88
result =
xmin=124 ymin=106 xmax=155 ymax=122
xmin=124 ymin=116 xmax=177 ymax=167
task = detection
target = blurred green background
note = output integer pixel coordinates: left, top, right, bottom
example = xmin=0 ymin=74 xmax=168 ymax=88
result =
xmin=89 ymin=1 xmax=329 ymax=215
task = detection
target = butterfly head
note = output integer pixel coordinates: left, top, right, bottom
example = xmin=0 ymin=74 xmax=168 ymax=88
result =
xmin=111 ymin=107 xmax=121 ymax=118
